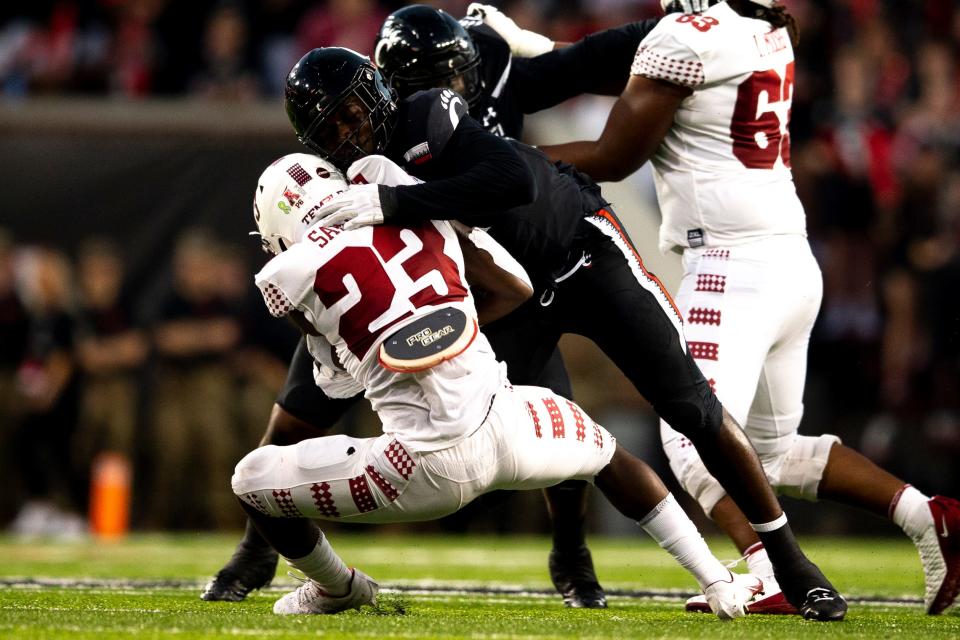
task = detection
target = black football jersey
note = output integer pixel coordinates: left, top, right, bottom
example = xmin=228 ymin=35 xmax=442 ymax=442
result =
xmin=384 ymin=89 xmax=608 ymax=287
xmin=461 ymin=21 xmax=524 ymax=139
xmin=460 ymin=17 xmax=662 ymax=140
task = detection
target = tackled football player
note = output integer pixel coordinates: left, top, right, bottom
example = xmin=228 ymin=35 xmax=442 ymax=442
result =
xmin=235 ymin=151 xmax=762 ymax=619
xmin=537 ymin=0 xmax=960 ymax=618
xmin=203 ymin=5 xmax=667 ymax=608
xmin=273 ymin=40 xmax=846 ymax=620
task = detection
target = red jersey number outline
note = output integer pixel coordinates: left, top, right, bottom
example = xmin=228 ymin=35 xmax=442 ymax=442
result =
xmin=312 ymin=224 xmax=468 ymax=359
xmin=676 ymin=14 xmax=719 ymax=32
xmin=730 ymin=61 xmax=794 ymax=169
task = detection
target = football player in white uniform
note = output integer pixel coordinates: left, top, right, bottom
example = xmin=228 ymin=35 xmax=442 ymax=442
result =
xmin=537 ymin=0 xmax=960 ymax=618
xmin=232 ymin=152 xmax=763 ymax=618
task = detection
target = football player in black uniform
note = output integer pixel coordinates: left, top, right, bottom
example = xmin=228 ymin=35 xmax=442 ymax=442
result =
xmin=202 ymin=7 xmax=661 ymax=609
xmin=205 ymin=10 xmax=846 ymax=621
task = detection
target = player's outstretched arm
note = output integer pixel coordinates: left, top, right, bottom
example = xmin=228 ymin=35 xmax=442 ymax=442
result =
xmin=511 ymin=20 xmax=661 ymax=113
xmin=540 ymin=75 xmax=690 ymax=182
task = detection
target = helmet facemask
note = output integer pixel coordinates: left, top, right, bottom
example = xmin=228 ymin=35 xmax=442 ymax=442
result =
xmin=299 ymin=65 xmax=398 ymax=171
xmin=390 ymin=54 xmax=483 ymax=106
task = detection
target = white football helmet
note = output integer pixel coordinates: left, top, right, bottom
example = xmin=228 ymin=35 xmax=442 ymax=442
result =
xmin=253 ymin=153 xmax=348 ymax=254
xmin=661 ymin=0 xmax=774 ymax=12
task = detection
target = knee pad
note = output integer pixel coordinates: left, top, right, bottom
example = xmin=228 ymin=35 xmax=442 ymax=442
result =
xmin=656 ymin=385 xmax=723 ymax=438
xmin=768 ymin=434 xmax=841 ymax=501
xmin=232 ymin=445 xmax=283 ymax=499
xmin=661 ymin=422 xmax=726 ymax=516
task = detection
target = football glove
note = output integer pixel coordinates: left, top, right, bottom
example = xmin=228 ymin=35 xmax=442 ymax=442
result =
xmin=315 ymin=183 xmax=384 ymax=230
xmin=466 ymin=3 xmax=554 ymax=58
xmin=313 ymin=363 xmax=364 ymax=399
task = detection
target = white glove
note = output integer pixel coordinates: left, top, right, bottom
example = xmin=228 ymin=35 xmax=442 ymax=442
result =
xmin=315 ymin=183 xmax=384 ymax=231
xmin=661 ymin=0 xmax=714 ymax=12
xmin=466 ymin=3 xmax=554 ymax=58
xmin=313 ymin=362 xmax=364 ymax=399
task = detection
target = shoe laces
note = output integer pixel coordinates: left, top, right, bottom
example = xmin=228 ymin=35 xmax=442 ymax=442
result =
xmin=284 ymin=570 xmax=329 ymax=607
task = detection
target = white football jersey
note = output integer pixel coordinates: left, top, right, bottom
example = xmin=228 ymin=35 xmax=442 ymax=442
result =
xmin=255 ymin=219 xmax=504 ymax=452
xmin=632 ymin=2 xmax=806 ymax=253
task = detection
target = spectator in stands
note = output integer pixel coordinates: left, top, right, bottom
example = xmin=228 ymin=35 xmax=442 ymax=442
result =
xmin=295 ymin=0 xmax=386 ymax=55
xmin=0 ymin=230 xmax=29 ymax=525
xmin=147 ymin=229 xmax=243 ymax=530
xmin=73 ymin=238 xmax=148 ymax=505
xmin=9 ymin=247 xmax=85 ymax=538
xmin=190 ymin=1 xmax=259 ymax=101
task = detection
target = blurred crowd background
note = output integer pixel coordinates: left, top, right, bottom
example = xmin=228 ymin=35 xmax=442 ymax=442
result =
xmin=1 ymin=0 xmax=959 ymax=539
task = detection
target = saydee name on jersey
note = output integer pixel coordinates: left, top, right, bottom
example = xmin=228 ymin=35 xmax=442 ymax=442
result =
xmin=754 ymin=29 xmax=788 ymax=57
xmin=305 ymin=223 xmax=343 ymax=249
xmin=406 ymin=324 xmax=454 ymax=348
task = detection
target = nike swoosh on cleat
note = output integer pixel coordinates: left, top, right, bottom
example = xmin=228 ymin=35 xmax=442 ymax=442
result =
xmin=941 ymin=515 xmax=950 ymax=538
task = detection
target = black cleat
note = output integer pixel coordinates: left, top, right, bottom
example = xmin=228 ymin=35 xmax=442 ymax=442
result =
xmin=548 ymin=544 xmax=607 ymax=609
xmin=799 ymin=587 xmax=847 ymax=621
xmin=774 ymin=555 xmax=847 ymax=621
xmin=200 ymin=545 xmax=279 ymax=602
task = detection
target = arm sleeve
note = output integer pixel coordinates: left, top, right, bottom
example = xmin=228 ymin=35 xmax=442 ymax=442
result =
xmin=382 ymin=117 xmax=535 ymax=224
xmin=631 ymin=29 xmax=705 ymax=88
xmin=510 ymin=19 xmax=660 ymax=113
xmin=254 ymin=246 xmax=316 ymax=318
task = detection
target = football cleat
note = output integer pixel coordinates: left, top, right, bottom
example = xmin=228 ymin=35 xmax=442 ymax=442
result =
xmin=201 ymin=544 xmax=279 ymax=602
xmin=273 ymin=569 xmax=379 ymax=615
xmin=686 ymin=577 xmax=799 ymax=615
xmin=548 ymin=545 xmax=607 ymax=608
xmin=917 ymin=495 xmax=960 ymax=614
xmin=798 ymin=587 xmax=847 ymax=621
xmin=703 ymin=571 xmax=764 ymax=620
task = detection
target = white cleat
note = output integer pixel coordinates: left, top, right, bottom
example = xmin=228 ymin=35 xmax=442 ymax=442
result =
xmin=703 ymin=571 xmax=764 ymax=620
xmin=273 ymin=569 xmax=379 ymax=615
xmin=687 ymin=574 xmax=799 ymax=615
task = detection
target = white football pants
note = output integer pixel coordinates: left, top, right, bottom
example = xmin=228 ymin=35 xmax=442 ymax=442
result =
xmin=660 ymin=235 xmax=839 ymax=515
xmin=233 ymin=384 xmax=616 ymax=523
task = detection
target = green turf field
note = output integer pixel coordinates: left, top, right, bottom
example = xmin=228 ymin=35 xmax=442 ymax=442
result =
xmin=1 ymin=533 xmax=957 ymax=639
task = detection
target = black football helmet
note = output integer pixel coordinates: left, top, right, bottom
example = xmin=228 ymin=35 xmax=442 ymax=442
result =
xmin=285 ymin=47 xmax=398 ymax=170
xmin=374 ymin=5 xmax=482 ymax=106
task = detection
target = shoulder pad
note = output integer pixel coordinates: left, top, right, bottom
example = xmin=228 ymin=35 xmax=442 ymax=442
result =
xmin=400 ymin=89 xmax=469 ymax=166
xmin=254 ymin=244 xmax=318 ymax=318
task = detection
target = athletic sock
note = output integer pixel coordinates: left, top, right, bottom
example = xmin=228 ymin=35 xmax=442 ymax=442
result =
xmin=283 ymin=533 xmax=352 ymax=595
xmin=890 ymin=484 xmax=933 ymax=540
xmin=751 ymin=513 xmax=833 ymax=602
xmin=743 ymin=542 xmax=775 ymax=585
xmin=638 ymin=493 xmax=729 ymax=589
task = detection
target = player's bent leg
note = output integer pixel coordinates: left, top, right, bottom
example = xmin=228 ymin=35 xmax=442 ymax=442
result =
xmin=202 ymin=401 xmax=324 ymax=602
xmin=676 ymin=408 xmax=845 ymax=620
xmin=203 ymin=338 xmax=363 ymax=603
xmin=236 ymin=501 xmax=378 ymax=615
xmin=594 ymin=446 xmax=760 ymax=620
xmin=232 ymin=433 xmax=465 ymax=524
xmin=202 ymin=403 xmax=353 ymax=602
xmin=817 ymin=442 xmax=960 ymax=614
